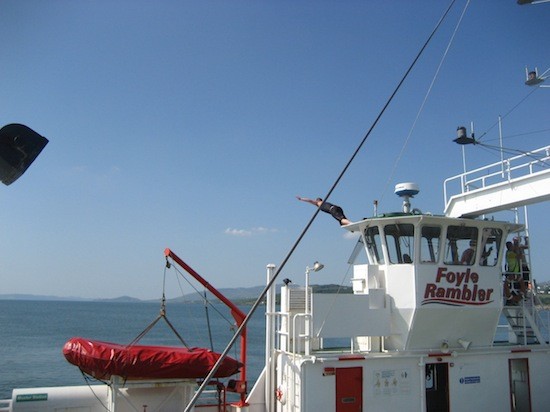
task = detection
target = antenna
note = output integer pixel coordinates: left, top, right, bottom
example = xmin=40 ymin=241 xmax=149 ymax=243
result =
xmin=394 ymin=183 xmax=420 ymax=213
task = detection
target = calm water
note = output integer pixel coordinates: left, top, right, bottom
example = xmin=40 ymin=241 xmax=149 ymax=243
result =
xmin=2 ymin=300 xmax=548 ymax=401
xmin=0 ymin=300 xmax=265 ymax=400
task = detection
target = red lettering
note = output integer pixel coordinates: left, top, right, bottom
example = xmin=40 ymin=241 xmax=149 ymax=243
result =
xmin=435 ymin=267 xmax=447 ymax=283
xmin=447 ymin=271 xmax=456 ymax=283
xmin=424 ymin=283 xmax=437 ymax=298
xmin=446 ymin=288 xmax=460 ymax=300
xmin=462 ymin=284 xmax=471 ymax=300
xmin=428 ymin=268 xmax=494 ymax=305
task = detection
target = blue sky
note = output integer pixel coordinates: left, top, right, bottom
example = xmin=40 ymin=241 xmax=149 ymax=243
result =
xmin=1 ymin=0 xmax=548 ymax=300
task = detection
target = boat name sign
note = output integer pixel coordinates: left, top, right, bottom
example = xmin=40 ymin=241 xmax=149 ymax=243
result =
xmin=422 ymin=267 xmax=494 ymax=306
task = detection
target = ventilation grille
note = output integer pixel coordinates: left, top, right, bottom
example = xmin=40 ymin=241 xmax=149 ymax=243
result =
xmin=287 ymin=287 xmax=307 ymax=312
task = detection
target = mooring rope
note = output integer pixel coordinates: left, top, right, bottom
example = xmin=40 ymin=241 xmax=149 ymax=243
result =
xmin=380 ymin=0 xmax=470 ymax=205
xmin=203 ymin=290 xmax=215 ymax=352
xmin=184 ymin=1 xmax=459 ymax=409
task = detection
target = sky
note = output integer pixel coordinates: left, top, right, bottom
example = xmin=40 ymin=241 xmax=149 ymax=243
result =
xmin=1 ymin=0 xmax=548 ymax=300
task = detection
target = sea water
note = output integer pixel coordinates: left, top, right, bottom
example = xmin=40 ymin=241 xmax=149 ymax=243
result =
xmin=0 ymin=300 xmax=265 ymax=400
xmin=2 ymin=300 xmax=548 ymax=401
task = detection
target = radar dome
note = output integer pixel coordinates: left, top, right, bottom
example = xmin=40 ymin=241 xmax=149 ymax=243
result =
xmin=394 ymin=182 xmax=419 ymax=197
xmin=394 ymin=183 xmax=419 ymax=213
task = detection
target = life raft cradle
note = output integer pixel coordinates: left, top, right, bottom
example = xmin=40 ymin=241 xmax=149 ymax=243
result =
xmin=128 ymin=292 xmax=189 ymax=348
xmin=64 ymin=253 xmax=248 ymax=409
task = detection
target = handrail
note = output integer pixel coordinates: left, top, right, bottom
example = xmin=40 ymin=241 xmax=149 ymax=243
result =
xmin=444 ymin=145 xmax=550 ymax=208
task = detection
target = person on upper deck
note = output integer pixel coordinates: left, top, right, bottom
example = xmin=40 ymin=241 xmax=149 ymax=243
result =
xmin=296 ymin=196 xmax=352 ymax=226
xmin=504 ymin=272 xmax=526 ymax=305
xmin=506 ymin=241 xmax=520 ymax=274
xmin=460 ymin=240 xmax=476 ymax=265
xmin=504 ymin=243 xmax=526 ymax=304
xmin=513 ymin=237 xmax=530 ymax=282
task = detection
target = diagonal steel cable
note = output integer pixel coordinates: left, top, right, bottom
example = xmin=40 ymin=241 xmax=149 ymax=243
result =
xmin=184 ymin=1 xmax=458 ymax=409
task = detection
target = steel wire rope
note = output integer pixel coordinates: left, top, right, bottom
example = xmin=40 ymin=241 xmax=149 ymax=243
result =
xmin=170 ymin=263 xmax=210 ymax=344
xmin=168 ymin=261 xmax=235 ymax=327
xmin=204 ymin=291 xmax=215 ymax=351
xmin=475 ymin=86 xmax=541 ymax=143
xmin=461 ymin=73 xmax=549 ymax=166
xmin=379 ymin=0 xmax=470 ymax=205
xmin=184 ymin=1 xmax=458 ymax=409
xmin=483 ymin=127 xmax=550 ymax=143
xmin=78 ymin=371 xmax=111 ymax=411
xmin=471 ymin=137 xmax=550 ymax=168
xmin=127 ymin=265 xmax=189 ymax=348
xmin=464 ymin=140 xmax=550 ymax=168
xmin=313 ymin=262 xmax=354 ymax=338
xmin=168 ymin=261 xmax=240 ymax=359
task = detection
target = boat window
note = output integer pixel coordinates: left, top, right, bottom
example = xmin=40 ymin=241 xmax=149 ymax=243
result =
xmin=480 ymin=227 xmax=502 ymax=266
xmin=365 ymin=226 xmax=384 ymax=264
xmin=384 ymin=224 xmax=414 ymax=264
xmin=420 ymin=225 xmax=441 ymax=264
xmin=444 ymin=226 xmax=478 ymax=265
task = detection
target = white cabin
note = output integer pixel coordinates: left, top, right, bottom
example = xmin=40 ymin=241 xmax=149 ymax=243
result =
xmin=244 ymin=146 xmax=550 ymax=412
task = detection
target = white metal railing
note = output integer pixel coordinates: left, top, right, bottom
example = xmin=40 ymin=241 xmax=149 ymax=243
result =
xmin=444 ymin=145 xmax=550 ymax=208
xmin=272 ymin=310 xmax=310 ymax=356
xmin=0 ymin=399 xmax=11 ymax=412
xmin=531 ymin=293 xmax=550 ymax=343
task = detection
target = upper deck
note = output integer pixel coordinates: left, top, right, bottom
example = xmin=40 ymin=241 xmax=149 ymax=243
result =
xmin=443 ymin=145 xmax=550 ymax=218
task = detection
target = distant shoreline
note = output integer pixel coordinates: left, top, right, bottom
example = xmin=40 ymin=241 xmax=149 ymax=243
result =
xmin=0 ymin=284 xmax=354 ymax=304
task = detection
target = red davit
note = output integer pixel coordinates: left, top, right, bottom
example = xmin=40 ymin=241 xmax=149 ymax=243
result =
xmin=63 ymin=337 xmax=242 ymax=380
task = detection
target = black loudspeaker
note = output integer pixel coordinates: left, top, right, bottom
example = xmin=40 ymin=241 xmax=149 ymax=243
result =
xmin=0 ymin=123 xmax=49 ymax=185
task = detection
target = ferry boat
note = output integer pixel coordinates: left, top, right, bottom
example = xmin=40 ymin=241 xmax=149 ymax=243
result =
xmin=1 ymin=4 xmax=549 ymax=412
xmin=1 ymin=140 xmax=549 ymax=411
xmin=244 ymin=146 xmax=550 ymax=412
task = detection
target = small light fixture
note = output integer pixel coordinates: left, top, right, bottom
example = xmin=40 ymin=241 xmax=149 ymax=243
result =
xmin=457 ymin=338 xmax=471 ymax=350
xmin=454 ymin=126 xmax=476 ymax=145
xmin=304 ymin=261 xmax=324 ymax=355
xmin=312 ymin=261 xmax=324 ymax=272
xmin=440 ymin=340 xmax=450 ymax=354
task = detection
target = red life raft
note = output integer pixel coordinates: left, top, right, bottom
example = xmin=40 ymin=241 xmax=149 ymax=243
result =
xmin=63 ymin=337 xmax=242 ymax=380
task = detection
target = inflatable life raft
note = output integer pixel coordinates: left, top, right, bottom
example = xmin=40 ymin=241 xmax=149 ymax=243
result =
xmin=63 ymin=337 xmax=242 ymax=380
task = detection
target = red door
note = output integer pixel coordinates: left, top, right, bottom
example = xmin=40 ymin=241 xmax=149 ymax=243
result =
xmin=336 ymin=367 xmax=362 ymax=412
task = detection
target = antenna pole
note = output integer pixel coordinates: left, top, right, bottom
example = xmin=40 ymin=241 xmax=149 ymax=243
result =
xmin=498 ymin=115 xmax=504 ymax=177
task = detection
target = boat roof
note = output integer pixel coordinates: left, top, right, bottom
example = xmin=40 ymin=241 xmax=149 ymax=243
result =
xmin=343 ymin=212 xmax=523 ymax=234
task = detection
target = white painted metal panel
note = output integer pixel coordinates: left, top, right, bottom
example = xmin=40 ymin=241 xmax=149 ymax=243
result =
xmin=312 ymin=294 xmax=391 ymax=338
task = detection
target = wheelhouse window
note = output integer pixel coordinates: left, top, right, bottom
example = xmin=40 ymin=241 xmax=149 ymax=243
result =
xmin=365 ymin=226 xmax=384 ymax=264
xmin=444 ymin=226 xmax=478 ymax=265
xmin=384 ymin=223 xmax=414 ymax=264
xmin=480 ymin=227 xmax=502 ymax=266
xmin=420 ymin=226 xmax=441 ymax=264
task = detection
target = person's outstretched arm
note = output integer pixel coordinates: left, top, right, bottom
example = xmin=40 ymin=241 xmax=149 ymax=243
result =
xmin=296 ymin=196 xmax=319 ymax=206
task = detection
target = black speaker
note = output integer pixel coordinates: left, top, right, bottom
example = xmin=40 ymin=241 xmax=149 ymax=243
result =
xmin=0 ymin=123 xmax=49 ymax=185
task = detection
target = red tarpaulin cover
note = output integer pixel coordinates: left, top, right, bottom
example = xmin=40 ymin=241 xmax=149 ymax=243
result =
xmin=63 ymin=337 xmax=242 ymax=380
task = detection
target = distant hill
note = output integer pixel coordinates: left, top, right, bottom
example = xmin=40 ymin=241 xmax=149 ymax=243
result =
xmin=169 ymin=284 xmax=352 ymax=303
xmin=0 ymin=284 xmax=353 ymax=303
xmin=0 ymin=294 xmax=144 ymax=303
xmin=95 ymin=295 xmax=142 ymax=303
xmin=168 ymin=285 xmax=267 ymax=303
xmin=0 ymin=294 xmax=88 ymax=301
